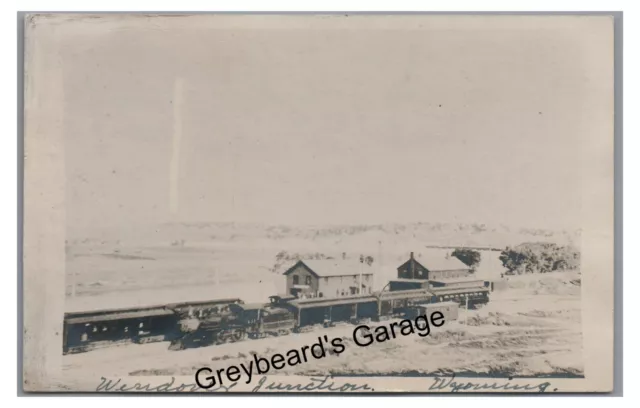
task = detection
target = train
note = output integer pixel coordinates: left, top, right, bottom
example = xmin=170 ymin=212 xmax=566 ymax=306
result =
xmin=63 ymin=278 xmax=490 ymax=354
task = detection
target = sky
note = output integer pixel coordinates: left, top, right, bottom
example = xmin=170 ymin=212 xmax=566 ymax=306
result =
xmin=59 ymin=15 xmax=610 ymax=238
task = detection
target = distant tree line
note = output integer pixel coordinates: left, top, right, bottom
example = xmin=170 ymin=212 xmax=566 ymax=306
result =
xmin=451 ymin=248 xmax=482 ymax=271
xmin=270 ymin=251 xmax=336 ymax=273
xmin=271 ymin=251 xmax=376 ymax=273
xmin=499 ymin=242 xmax=580 ymax=274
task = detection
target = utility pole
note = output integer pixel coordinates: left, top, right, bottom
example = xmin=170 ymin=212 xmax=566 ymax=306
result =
xmin=376 ymin=282 xmax=392 ymax=321
xmin=465 ymin=295 xmax=469 ymax=326
xmin=378 ymin=241 xmax=382 ymax=291
xmin=359 ymin=255 xmax=363 ymax=294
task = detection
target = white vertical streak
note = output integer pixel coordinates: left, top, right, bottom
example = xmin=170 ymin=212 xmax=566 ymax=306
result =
xmin=170 ymin=78 xmax=184 ymax=214
xmin=23 ymin=19 xmax=66 ymax=390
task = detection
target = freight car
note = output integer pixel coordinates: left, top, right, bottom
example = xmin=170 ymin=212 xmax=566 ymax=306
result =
xmin=63 ymin=306 xmax=177 ymax=354
xmin=429 ymin=286 xmax=490 ymax=309
xmin=404 ymin=301 xmax=459 ymax=322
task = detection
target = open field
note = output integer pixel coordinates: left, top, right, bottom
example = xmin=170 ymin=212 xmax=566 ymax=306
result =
xmin=65 ymin=222 xmax=578 ymax=311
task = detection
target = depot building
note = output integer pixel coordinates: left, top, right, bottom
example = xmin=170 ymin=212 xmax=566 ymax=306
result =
xmin=282 ymin=259 xmax=374 ymax=299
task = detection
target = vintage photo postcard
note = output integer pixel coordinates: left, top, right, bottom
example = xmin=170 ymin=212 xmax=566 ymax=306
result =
xmin=22 ymin=13 xmax=615 ymax=393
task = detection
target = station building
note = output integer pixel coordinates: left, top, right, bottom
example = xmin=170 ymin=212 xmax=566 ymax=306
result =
xmin=397 ymin=251 xmax=471 ymax=280
xmin=389 ymin=251 xmax=478 ymax=291
xmin=282 ymin=259 xmax=374 ymax=299
xmin=389 ymin=251 xmax=491 ymax=306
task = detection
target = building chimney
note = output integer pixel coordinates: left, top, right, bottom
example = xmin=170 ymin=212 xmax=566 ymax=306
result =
xmin=410 ymin=252 xmax=414 ymax=260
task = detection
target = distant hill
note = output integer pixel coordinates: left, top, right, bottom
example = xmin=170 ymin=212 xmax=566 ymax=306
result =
xmin=67 ymin=221 xmax=580 ymax=253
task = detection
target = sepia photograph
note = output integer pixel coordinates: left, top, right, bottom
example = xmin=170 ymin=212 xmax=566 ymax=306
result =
xmin=21 ymin=13 xmax=616 ymax=393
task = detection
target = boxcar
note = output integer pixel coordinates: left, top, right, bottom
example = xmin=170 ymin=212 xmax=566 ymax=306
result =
xmin=429 ymin=286 xmax=490 ymax=308
xmin=63 ymin=307 xmax=178 ymax=354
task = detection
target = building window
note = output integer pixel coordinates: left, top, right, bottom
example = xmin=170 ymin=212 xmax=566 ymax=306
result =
xmin=293 ymin=275 xmax=299 ymax=285
xmin=305 ymin=276 xmax=312 ymax=286
xmin=319 ymin=292 xmax=323 ymax=298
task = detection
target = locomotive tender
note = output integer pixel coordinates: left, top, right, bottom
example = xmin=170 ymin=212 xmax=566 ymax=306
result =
xmin=62 ymin=252 xmax=491 ymax=354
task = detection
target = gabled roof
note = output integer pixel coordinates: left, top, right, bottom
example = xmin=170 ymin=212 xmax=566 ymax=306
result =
xmin=283 ymin=259 xmax=375 ymax=278
xmin=429 ymin=276 xmax=485 ymax=284
xmin=289 ymin=293 xmax=376 ymax=309
xmin=399 ymin=250 xmax=471 ymax=272
xmin=430 ymin=286 xmax=489 ymax=296
xmin=390 ymin=278 xmax=430 ymax=283
xmin=65 ymin=308 xmax=174 ymax=325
